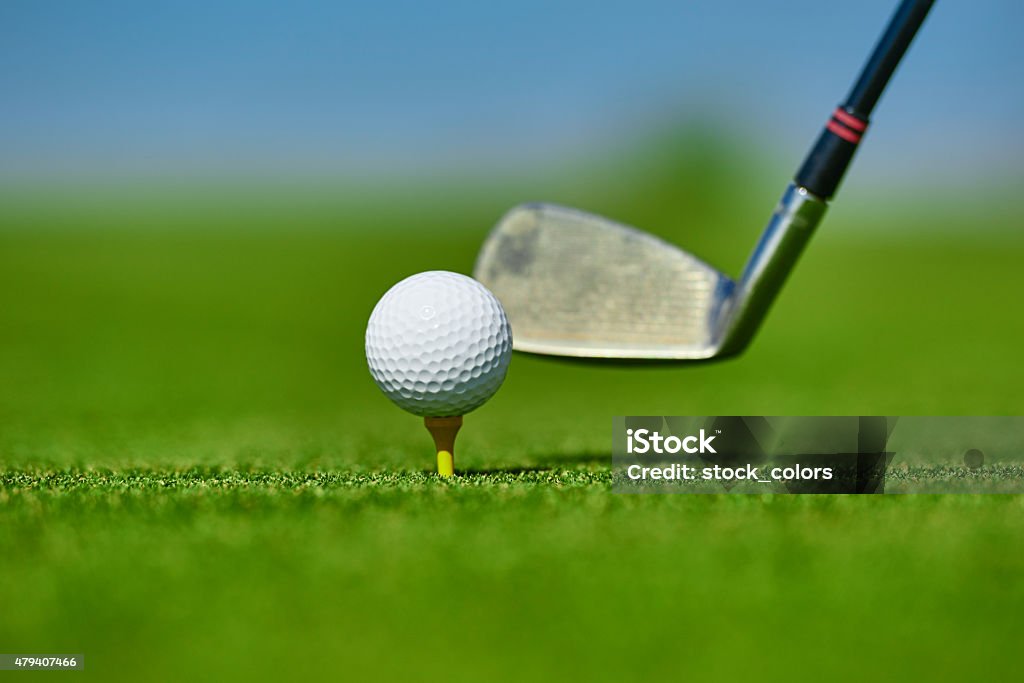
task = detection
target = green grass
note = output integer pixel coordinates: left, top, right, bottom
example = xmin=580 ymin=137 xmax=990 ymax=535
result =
xmin=2 ymin=161 xmax=1024 ymax=680
xmin=3 ymin=470 xmax=1022 ymax=681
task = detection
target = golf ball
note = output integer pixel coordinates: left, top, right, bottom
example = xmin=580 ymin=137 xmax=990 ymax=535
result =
xmin=365 ymin=271 xmax=512 ymax=417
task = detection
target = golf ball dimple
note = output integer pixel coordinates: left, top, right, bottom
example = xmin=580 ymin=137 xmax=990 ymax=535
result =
xmin=365 ymin=271 xmax=512 ymax=417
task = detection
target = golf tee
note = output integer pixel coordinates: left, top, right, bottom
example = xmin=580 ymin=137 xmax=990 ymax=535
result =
xmin=424 ymin=416 xmax=462 ymax=477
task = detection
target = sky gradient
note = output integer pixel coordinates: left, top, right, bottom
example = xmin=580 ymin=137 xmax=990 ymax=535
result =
xmin=2 ymin=1 xmax=1020 ymax=184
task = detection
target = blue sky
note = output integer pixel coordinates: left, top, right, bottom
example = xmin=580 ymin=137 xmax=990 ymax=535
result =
xmin=1 ymin=1 xmax=1021 ymax=183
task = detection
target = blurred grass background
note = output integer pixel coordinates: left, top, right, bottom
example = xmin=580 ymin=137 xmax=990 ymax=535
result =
xmin=3 ymin=0 xmax=1024 ymax=680
xmin=3 ymin=125 xmax=1023 ymax=464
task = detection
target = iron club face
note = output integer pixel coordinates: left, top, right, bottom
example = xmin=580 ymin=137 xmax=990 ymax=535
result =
xmin=473 ymin=184 xmax=826 ymax=361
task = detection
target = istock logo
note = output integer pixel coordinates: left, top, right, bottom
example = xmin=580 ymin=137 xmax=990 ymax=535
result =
xmin=626 ymin=428 xmax=717 ymax=455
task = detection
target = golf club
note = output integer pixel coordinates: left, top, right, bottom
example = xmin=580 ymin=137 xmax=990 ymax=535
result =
xmin=474 ymin=0 xmax=935 ymax=361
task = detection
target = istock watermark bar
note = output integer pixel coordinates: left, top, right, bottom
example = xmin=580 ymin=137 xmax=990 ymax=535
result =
xmin=612 ymin=417 xmax=1024 ymax=494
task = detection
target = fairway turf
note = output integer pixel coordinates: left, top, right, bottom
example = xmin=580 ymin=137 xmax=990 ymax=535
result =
xmin=2 ymin=176 xmax=1024 ymax=681
xmin=3 ymin=470 xmax=1023 ymax=681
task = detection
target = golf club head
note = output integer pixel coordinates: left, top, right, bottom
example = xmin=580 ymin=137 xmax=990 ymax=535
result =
xmin=473 ymin=203 xmax=736 ymax=360
xmin=472 ymin=0 xmax=934 ymax=362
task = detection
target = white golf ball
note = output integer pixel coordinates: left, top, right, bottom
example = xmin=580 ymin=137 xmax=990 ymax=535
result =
xmin=365 ymin=271 xmax=512 ymax=417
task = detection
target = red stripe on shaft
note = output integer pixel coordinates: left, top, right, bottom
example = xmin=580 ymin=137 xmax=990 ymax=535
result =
xmin=827 ymin=120 xmax=862 ymax=143
xmin=832 ymin=108 xmax=867 ymax=131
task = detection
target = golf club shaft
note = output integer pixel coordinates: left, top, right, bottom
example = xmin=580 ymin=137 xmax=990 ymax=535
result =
xmin=721 ymin=0 xmax=933 ymax=357
xmin=795 ymin=0 xmax=934 ymax=200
